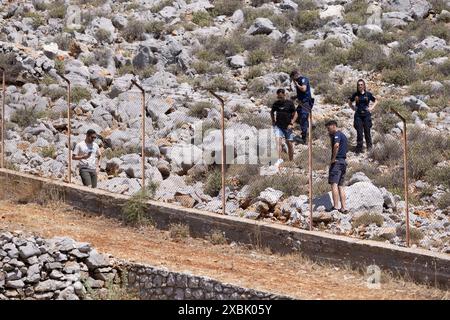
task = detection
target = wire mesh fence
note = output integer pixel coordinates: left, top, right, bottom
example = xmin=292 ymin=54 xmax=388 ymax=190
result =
xmin=1 ymin=75 xmax=450 ymax=252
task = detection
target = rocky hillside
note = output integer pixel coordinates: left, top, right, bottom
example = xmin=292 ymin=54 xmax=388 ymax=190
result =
xmin=0 ymin=0 xmax=449 ymax=253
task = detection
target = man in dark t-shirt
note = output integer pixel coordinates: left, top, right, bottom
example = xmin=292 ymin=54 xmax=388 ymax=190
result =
xmin=271 ymin=88 xmax=297 ymax=166
xmin=325 ymin=120 xmax=348 ymax=214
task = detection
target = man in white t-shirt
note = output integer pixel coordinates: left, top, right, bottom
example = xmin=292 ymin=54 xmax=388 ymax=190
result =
xmin=72 ymin=129 xmax=102 ymax=188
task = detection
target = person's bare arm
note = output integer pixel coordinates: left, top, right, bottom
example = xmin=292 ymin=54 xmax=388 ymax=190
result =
xmin=369 ymin=99 xmax=379 ymax=112
xmin=290 ymin=111 xmax=298 ymax=128
xmin=270 ymin=108 xmax=276 ymax=126
xmin=348 ymin=99 xmax=355 ymax=111
xmin=96 ymin=148 xmax=102 ymax=174
xmin=331 ymin=143 xmax=339 ymax=164
xmin=294 ymin=81 xmax=307 ymax=92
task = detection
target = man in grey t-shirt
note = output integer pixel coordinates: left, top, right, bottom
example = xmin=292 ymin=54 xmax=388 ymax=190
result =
xmin=72 ymin=129 xmax=101 ymax=188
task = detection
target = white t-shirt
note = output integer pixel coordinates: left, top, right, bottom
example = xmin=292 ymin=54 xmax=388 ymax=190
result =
xmin=73 ymin=141 xmax=100 ymax=170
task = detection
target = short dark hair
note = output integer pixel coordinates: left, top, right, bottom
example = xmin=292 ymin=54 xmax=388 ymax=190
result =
xmin=86 ymin=129 xmax=96 ymax=136
xmin=290 ymin=70 xmax=299 ymax=78
xmin=276 ymin=88 xmax=285 ymax=94
xmin=325 ymin=120 xmax=338 ymax=127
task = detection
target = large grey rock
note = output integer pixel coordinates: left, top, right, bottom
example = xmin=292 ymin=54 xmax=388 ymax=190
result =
xmin=382 ymin=11 xmax=414 ymax=27
xmin=416 ymin=36 xmax=449 ymax=52
xmin=132 ymin=45 xmax=158 ymax=70
xmin=228 ymin=55 xmax=246 ymax=69
xmin=280 ymin=0 xmax=298 ymax=11
xmin=314 ymin=181 xmax=384 ymax=214
xmin=246 ymin=18 xmax=276 ymax=36
xmin=18 ymin=242 xmax=41 ymax=259
xmin=357 ymin=24 xmax=383 ymax=38
xmin=320 ymin=5 xmax=344 ymax=19
xmin=382 ymin=0 xmax=431 ymax=19
xmin=403 ymin=96 xmax=430 ymax=111
xmin=6 ymin=279 xmax=25 ymax=289
xmin=348 ymin=172 xmax=371 ymax=186
xmin=85 ymin=251 xmax=110 ymax=270
xmin=258 ymin=188 xmax=283 ymax=206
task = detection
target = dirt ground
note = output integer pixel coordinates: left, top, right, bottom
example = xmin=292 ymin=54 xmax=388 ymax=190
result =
xmin=0 ymin=200 xmax=448 ymax=300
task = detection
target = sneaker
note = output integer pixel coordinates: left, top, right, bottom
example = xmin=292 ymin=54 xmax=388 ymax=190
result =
xmin=274 ymin=158 xmax=284 ymax=168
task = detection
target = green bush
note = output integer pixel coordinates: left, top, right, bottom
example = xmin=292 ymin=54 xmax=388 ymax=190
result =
xmin=249 ymin=174 xmax=308 ymax=199
xmin=53 ymin=33 xmax=73 ymax=51
xmin=71 ymin=86 xmax=92 ymax=103
xmin=150 ymin=0 xmax=174 ymax=13
xmin=382 ymin=68 xmax=417 ymax=86
xmin=204 ymin=169 xmax=222 ymax=196
xmin=212 ymin=0 xmax=244 ymax=16
xmin=347 ymin=39 xmax=386 ymax=71
xmin=205 ymin=76 xmax=237 ymax=93
xmin=408 ymin=81 xmax=433 ymax=96
xmin=24 ymin=12 xmax=46 ymax=29
xmin=144 ymin=20 xmax=166 ymax=36
xmin=49 ymin=2 xmax=67 ymax=19
xmin=226 ymin=164 xmax=260 ymax=187
xmin=426 ymin=166 xmax=450 ymax=189
xmin=247 ymin=78 xmax=268 ymax=97
xmin=240 ymin=113 xmax=271 ymax=129
xmin=169 ymin=223 xmax=190 ymax=240
xmin=293 ymin=10 xmax=326 ymax=32
xmin=192 ymin=11 xmax=213 ymax=27
xmin=122 ymin=20 xmax=146 ymax=42
xmin=40 ymin=145 xmax=57 ymax=159
xmin=437 ymin=192 xmax=450 ymax=210
xmin=10 ymin=108 xmax=44 ymax=128
xmin=188 ymin=101 xmax=216 ymax=118
xmin=368 ymin=138 xmax=403 ymax=165
xmin=40 ymin=86 xmax=66 ymax=101
xmin=94 ymin=28 xmax=111 ymax=43
xmin=343 ymin=0 xmax=368 ymax=25
xmin=122 ymin=187 xmax=156 ymax=226
xmin=352 ymin=213 xmax=384 ymax=227
xmin=247 ymin=49 xmax=271 ymax=66
xmin=245 ymin=65 xmax=264 ymax=80
xmin=437 ymin=59 xmax=450 ymax=77
xmin=321 ymin=82 xmax=354 ymax=105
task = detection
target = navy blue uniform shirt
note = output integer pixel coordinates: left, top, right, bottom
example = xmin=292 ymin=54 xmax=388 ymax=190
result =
xmin=330 ymin=131 xmax=348 ymax=159
xmin=350 ymin=91 xmax=376 ymax=113
xmin=294 ymin=76 xmax=312 ymax=104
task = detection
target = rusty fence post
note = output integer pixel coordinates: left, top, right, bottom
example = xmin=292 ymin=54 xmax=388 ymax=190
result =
xmin=209 ymin=90 xmax=226 ymax=216
xmin=58 ymin=74 xmax=72 ymax=184
xmin=130 ymin=80 xmax=146 ymax=190
xmin=0 ymin=67 xmax=5 ymax=169
xmin=390 ymin=108 xmax=410 ymax=247
xmin=308 ymin=111 xmax=313 ymax=231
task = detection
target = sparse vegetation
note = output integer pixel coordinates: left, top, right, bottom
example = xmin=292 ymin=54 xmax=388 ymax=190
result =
xmin=204 ymin=169 xmax=222 ymax=197
xmin=40 ymin=145 xmax=57 ymax=159
xmin=437 ymin=192 xmax=450 ymax=210
xmin=240 ymin=113 xmax=270 ymax=129
xmin=188 ymin=101 xmax=216 ymax=118
xmin=94 ymin=28 xmax=112 ymax=43
xmin=192 ymin=11 xmax=213 ymax=27
xmin=249 ymin=174 xmax=307 ymax=199
xmin=71 ymin=86 xmax=92 ymax=103
xmin=293 ymin=10 xmax=326 ymax=32
xmin=247 ymin=49 xmax=271 ymax=66
xmin=10 ymin=108 xmax=44 ymax=128
xmin=206 ymin=229 xmax=227 ymax=245
xmin=344 ymin=0 xmax=368 ymax=25
xmin=122 ymin=185 xmax=158 ymax=226
xmin=212 ymin=0 xmax=243 ymax=16
xmin=352 ymin=213 xmax=384 ymax=227
xmin=169 ymin=223 xmax=190 ymax=240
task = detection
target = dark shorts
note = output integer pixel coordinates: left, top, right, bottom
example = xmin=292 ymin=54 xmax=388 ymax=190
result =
xmin=328 ymin=159 xmax=347 ymax=186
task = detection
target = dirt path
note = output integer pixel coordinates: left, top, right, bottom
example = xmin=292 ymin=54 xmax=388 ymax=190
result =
xmin=0 ymin=200 xmax=447 ymax=300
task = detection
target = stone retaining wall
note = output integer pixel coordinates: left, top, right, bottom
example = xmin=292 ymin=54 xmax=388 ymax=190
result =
xmin=0 ymin=169 xmax=449 ymax=288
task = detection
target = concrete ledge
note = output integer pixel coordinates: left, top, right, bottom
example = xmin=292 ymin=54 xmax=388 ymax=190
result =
xmin=0 ymin=169 xmax=449 ymax=288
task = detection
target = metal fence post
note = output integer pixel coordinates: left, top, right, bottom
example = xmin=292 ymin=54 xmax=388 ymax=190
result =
xmin=308 ymin=111 xmax=313 ymax=231
xmin=209 ymin=90 xmax=226 ymax=216
xmin=391 ymin=108 xmax=410 ymax=247
xmin=0 ymin=67 xmax=4 ymax=169
xmin=59 ymin=74 xmax=72 ymax=183
xmin=130 ymin=80 xmax=146 ymax=190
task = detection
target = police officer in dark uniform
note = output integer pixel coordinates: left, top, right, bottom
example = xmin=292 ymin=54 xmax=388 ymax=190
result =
xmin=290 ymin=70 xmax=314 ymax=144
xmin=348 ymin=79 xmax=378 ymax=153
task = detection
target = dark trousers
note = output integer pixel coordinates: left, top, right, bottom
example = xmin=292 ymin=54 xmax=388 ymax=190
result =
xmin=79 ymin=168 xmax=97 ymax=188
xmin=353 ymin=112 xmax=372 ymax=151
xmin=297 ymin=109 xmax=310 ymax=140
